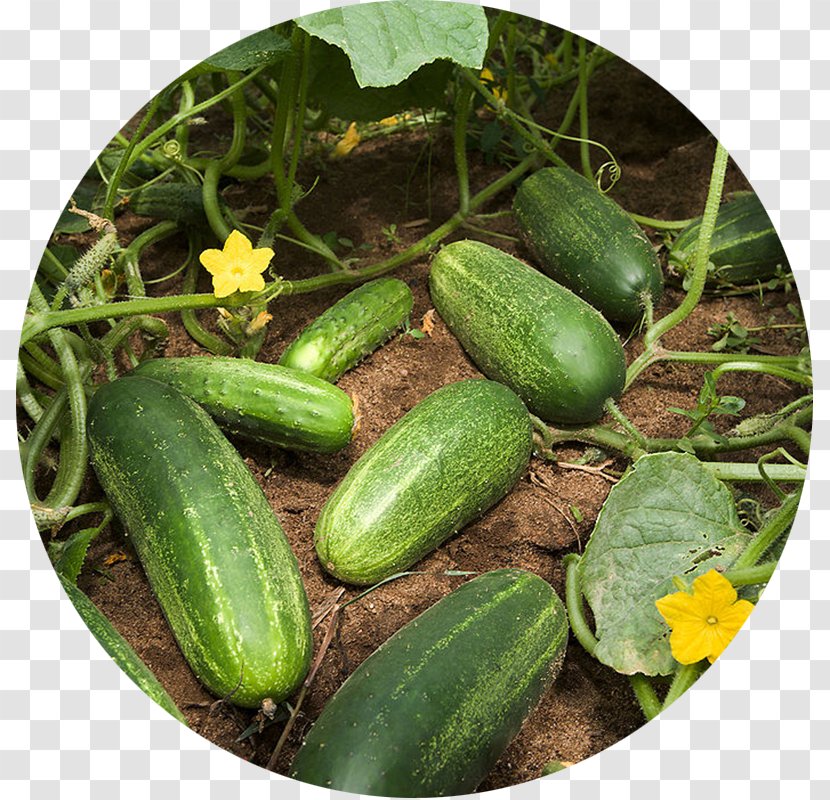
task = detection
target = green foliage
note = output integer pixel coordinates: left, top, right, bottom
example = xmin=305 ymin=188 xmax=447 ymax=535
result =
xmin=668 ymin=372 xmax=745 ymax=449
xmin=296 ymin=1 xmax=488 ymax=88
xmin=707 ymin=313 xmax=760 ymax=353
xmin=49 ymin=527 xmax=101 ymax=584
xmin=205 ymin=28 xmax=292 ymax=71
xmin=305 ymin=39 xmax=453 ymax=122
xmin=577 ymin=452 xmax=752 ymax=676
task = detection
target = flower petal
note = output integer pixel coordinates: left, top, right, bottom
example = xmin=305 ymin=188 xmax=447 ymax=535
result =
xmin=223 ymin=229 xmax=253 ymax=260
xmin=247 ymin=246 xmax=274 ymax=274
xmin=212 ymin=273 xmax=239 ymax=298
xmin=669 ymin=620 xmax=714 ymax=665
xmin=237 ymin=272 xmax=266 ymax=293
xmin=655 ymin=590 xmax=705 ymax=628
xmin=199 ymin=248 xmax=227 ymax=276
xmin=690 ymin=569 xmax=738 ymax=617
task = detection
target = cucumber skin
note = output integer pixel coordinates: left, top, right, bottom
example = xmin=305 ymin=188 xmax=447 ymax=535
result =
xmin=60 ymin=576 xmax=187 ymax=725
xmin=290 ymin=569 xmax=568 ymax=797
xmin=278 ymin=277 xmax=414 ymax=382
xmin=131 ymin=183 xmax=214 ymax=228
xmin=315 ymin=380 xmax=532 ymax=586
xmin=132 ymin=357 xmax=354 ymax=454
xmin=513 ymin=168 xmax=663 ymax=323
xmin=87 ymin=376 xmax=312 ymax=708
xmin=429 ymin=240 xmax=626 ymax=424
xmin=669 ymin=192 xmax=789 ymax=284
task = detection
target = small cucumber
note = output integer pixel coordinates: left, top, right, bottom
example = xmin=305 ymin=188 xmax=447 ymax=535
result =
xmin=131 ymin=183 xmax=219 ymax=228
xmin=513 ymin=167 xmax=663 ymax=323
xmin=87 ymin=376 xmax=312 ymax=708
xmin=290 ymin=568 xmax=568 ymax=796
xmin=60 ymin=576 xmax=187 ymax=725
xmin=429 ymin=240 xmax=626 ymax=424
xmin=278 ymin=277 xmax=414 ymax=382
xmin=132 ymin=357 xmax=355 ymax=453
xmin=669 ymin=191 xmax=790 ymax=285
xmin=315 ymin=379 xmax=532 ymax=586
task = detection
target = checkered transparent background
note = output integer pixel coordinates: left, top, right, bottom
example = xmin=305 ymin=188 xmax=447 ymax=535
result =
xmin=1 ymin=0 xmax=827 ymax=796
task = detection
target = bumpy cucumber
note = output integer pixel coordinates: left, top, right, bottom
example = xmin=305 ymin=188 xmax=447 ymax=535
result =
xmin=131 ymin=183 xmax=218 ymax=228
xmin=60 ymin=576 xmax=187 ymax=725
xmin=429 ymin=240 xmax=626 ymax=424
xmin=513 ymin=167 xmax=663 ymax=323
xmin=87 ymin=376 xmax=312 ymax=708
xmin=290 ymin=568 xmax=568 ymax=796
xmin=132 ymin=357 xmax=355 ymax=453
xmin=669 ymin=191 xmax=790 ymax=285
xmin=279 ymin=277 xmax=414 ymax=382
xmin=315 ymin=379 xmax=532 ymax=586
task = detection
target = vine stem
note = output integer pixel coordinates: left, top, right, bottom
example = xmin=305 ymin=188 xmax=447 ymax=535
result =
xmin=628 ymin=212 xmax=697 ymax=231
xmin=577 ymin=36 xmax=592 ymax=181
xmin=629 ymin=675 xmax=662 ymax=721
xmin=21 ymin=153 xmax=536 ymax=345
xmin=662 ymin=663 xmax=705 ymax=710
xmin=563 ymin=554 xmax=598 ymax=656
xmin=732 ymin=491 xmax=801 ymax=570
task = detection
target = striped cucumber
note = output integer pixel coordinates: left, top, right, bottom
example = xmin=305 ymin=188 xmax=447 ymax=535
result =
xmin=279 ymin=277 xmax=414 ymax=382
xmin=132 ymin=357 xmax=355 ymax=453
xmin=429 ymin=240 xmax=626 ymax=424
xmin=131 ymin=183 xmax=219 ymax=228
xmin=87 ymin=376 xmax=312 ymax=708
xmin=513 ymin=167 xmax=663 ymax=323
xmin=669 ymin=191 xmax=789 ymax=285
xmin=290 ymin=568 xmax=568 ymax=796
xmin=60 ymin=576 xmax=187 ymax=725
xmin=315 ymin=379 xmax=532 ymax=586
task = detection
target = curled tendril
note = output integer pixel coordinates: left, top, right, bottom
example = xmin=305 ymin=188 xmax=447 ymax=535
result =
xmin=595 ymin=160 xmax=621 ymax=193
xmin=161 ymin=140 xmax=182 ymax=159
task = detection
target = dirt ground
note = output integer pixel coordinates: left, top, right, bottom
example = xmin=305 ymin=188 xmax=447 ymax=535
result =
xmin=35 ymin=56 xmax=807 ymax=789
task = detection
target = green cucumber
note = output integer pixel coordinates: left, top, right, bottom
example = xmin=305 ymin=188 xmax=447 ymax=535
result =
xmin=279 ymin=277 xmax=414 ymax=382
xmin=290 ymin=568 xmax=568 ymax=796
xmin=60 ymin=576 xmax=188 ymax=725
xmin=87 ymin=376 xmax=312 ymax=708
xmin=513 ymin=167 xmax=663 ymax=323
xmin=132 ymin=357 xmax=355 ymax=453
xmin=669 ymin=191 xmax=790 ymax=285
xmin=131 ymin=183 xmax=218 ymax=228
xmin=429 ymin=240 xmax=626 ymax=424
xmin=315 ymin=379 xmax=532 ymax=586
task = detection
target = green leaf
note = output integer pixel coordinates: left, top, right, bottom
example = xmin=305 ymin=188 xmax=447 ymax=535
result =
xmin=49 ymin=526 xmax=101 ymax=584
xmin=577 ymin=452 xmax=751 ymax=676
xmin=305 ymin=39 xmax=451 ymax=121
xmin=205 ymin=28 xmax=292 ymax=71
xmin=296 ymin=0 xmax=488 ymax=88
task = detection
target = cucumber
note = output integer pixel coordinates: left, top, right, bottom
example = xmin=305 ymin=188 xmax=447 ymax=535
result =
xmin=131 ymin=183 xmax=218 ymax=228
xmin=429 ymin=240 xmax=626 ymax=424
xmin=60 ymin=576 xmax=188 ymax=725
xmin=290 ymin=568 xmax=568 ymax=796
xmin=669 ymin=191 xmax=789 ymax=285
xmin=87 ymin=376 xmax=312 ymax=708
xmin=315 ymin=379 xmax=532 ymax=586
xmin=132 ymin=357 xmax=355 ymax=453
xmin=513 ymin=167 xmax=663 ymax=323
xmin=279 ymin=277 xmax=414 ymax=382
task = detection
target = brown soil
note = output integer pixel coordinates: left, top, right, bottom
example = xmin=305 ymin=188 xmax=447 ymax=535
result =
xmin=36 ymin=56 xmax=806 ymax=790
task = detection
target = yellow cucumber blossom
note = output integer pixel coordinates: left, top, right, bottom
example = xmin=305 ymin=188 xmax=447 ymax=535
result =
xmin=479 ymin=67 xmax=507 ymax=104
xmin=655 ymin=569 xmax=754 ymax=665
xmin=332 ymin=122 xmax=361 ymax=158
xmin=199 ymin=230 xmax=274 ymax=299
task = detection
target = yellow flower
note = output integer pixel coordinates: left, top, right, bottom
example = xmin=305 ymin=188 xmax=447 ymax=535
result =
xmin=379 ymin=115 xmax=400 ymax=127
xmin=199 ymin=230 xmax=273 ymax=299
xmin=655 ymin=569 xmax=754 ymax=665
xmin=479 ymin=67 xmax=507 ymax=104
xmin=331 ymin=122 xmax=361 ymax=159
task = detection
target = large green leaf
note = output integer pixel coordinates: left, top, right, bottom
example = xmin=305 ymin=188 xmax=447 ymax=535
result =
xmin=205 ymin=28 xmax=292 ymax=71
xmin=296 ymin=0 xmax=488 ymax=88
xmin=577 ymin=452 xmax=751 ymax=676
xmin=305 ymin=38 xmax=452 ymax=121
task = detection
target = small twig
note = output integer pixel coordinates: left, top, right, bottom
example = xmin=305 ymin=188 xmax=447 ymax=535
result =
xmin=529 ymin=471 xmax=581 ymax=550
xmin=311 ymin=587 xmax=345 ymax=629
xmin=266 ymin=604 xmax=341 ymax=772
xmin=556 ymin=459 xmax=619 ymax=483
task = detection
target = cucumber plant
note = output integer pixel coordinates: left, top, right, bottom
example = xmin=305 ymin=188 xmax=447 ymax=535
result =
xmin=17 ymin=1 xmax=810 ymax=789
